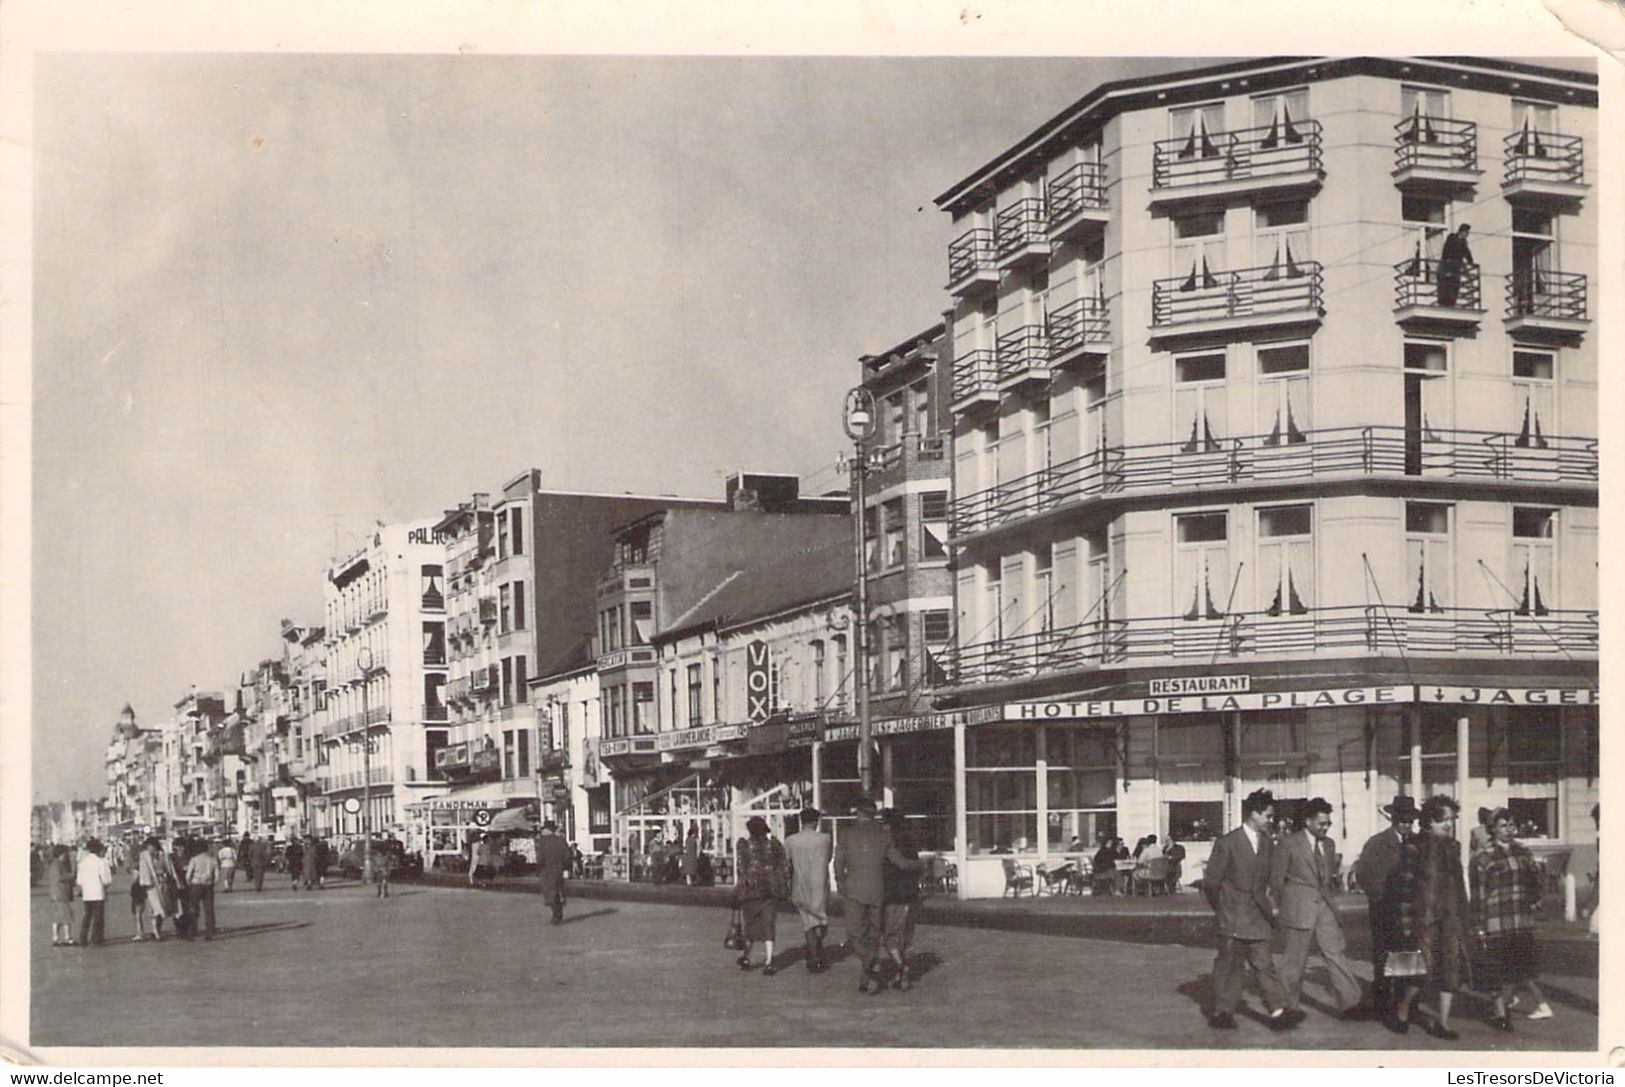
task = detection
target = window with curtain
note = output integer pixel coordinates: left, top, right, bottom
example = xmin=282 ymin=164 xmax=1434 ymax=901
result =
xmin=1174 ymin=353 xmax=1227 ymax=454
xmin=1512 ymin=507 xmax=1556 ymax=616
xmin=1257 ymin=505 xmax=1313 ymax=616
xmin=1175 ymin=512 xmax=1230 ymax=622
xmin=1257 ymin=342 xmax=1310 ymax=446
xmin=1511 ymin=350 xmax=1555 ymax=449
xmin=1405 ymin=502 xmax=1452 ymax=613
xmin=1251 ymin=88 xmax=1309 ymax=148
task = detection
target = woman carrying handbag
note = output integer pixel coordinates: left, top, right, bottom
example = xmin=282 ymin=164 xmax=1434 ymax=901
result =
xmin=1389 ymin=795 xmax=1470 ymax=1040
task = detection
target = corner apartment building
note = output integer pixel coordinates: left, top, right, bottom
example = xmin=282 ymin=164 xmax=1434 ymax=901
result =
xmin=103 ymin=703 xmax=162 ymax=838
xmin=933 ymin=57 xmax=1597 ymax=896
xmin=319 ymin=519 xmax=452 ymax=843
xmin=416 ymin=478 xmax=725 ymax=868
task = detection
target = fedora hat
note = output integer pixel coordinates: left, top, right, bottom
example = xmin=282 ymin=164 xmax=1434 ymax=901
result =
xmin=1381 ymin=795 xmax=1421 ymax=821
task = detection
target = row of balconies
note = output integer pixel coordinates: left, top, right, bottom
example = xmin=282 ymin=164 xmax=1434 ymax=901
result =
xmin=1393 ymin=262 xmax=1589 ymax=337
xmin=946 ymin=605 xmax=1598 ymax=689
xmin=326 ymin=766 xmax=395 ymax=791
xmin=949 ymin=424 xmax=1597 ymax=542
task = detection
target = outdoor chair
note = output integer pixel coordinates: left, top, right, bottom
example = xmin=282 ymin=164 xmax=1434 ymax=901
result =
xmin=1134 ymin=856 xmax=1170 ymax=896
xmin=1001 ymin=857 xmax=1035 ymax=897
xmin=1036 ymin=861 xmax=1076 ymax=895
xmin=1066 ymin=858 xmax=1092 ymax=895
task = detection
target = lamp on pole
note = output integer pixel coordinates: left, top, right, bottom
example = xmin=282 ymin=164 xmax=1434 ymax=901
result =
xmin=841 ymin=385 xmax=877 ymax=797
xmin=356 ymin=645 xmax=374 ymax=885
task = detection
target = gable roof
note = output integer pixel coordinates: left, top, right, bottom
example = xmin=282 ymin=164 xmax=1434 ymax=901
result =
xmin=660 ymin=536 xmax=852 ymax=642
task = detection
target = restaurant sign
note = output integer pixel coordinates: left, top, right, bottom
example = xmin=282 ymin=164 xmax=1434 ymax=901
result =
xmin=1002 ymin=685 xmax=1597 ymax=721
xmin=1148 ymin=675 xmax=1250 ymax=696
xmin=658 ymin=723 xmax=748 ymax=752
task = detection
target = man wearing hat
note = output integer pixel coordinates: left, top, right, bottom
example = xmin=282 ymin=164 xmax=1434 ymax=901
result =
xmin=784 ymin=806 xmax=833 ymax=973
xmin=833 ymin=796 xmax=918 ymax=994
xmin=1354 ymin=794 xmax=1420 ymax=1019
xmin=535 ymin=821 xmax=571 ymax=925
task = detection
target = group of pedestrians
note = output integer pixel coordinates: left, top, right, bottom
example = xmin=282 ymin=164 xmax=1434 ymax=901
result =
xmin=1205 ymin=787 xmax=1558 ymax=1042
xmin=726 ymin=796 xmax=922 ymax=993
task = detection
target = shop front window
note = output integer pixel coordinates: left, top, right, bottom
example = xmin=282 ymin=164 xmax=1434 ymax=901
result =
xmin=1168 ymin=800 xmax=1223 ymax=843
xmin=1044 ymin=725 xmax=1118 ymax=852
xmin=967 ymin=725 xmax=1039 ymax=854
xmin=889 ymin=732 xmax=955 ymax=853
xmin=1158 ymin=715 xmax=1225 ymax=841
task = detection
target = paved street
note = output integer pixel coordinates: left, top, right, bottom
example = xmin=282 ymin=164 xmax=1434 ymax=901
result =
xmin=31 ymin=877 xmax=1597 ymax=1052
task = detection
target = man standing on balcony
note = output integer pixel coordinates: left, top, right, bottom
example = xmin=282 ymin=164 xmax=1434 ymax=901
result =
xmin=1436 ymin=224 xmax=1475 ymax=308
xmin=1203 ymin=789 xmax=1295 ymax=1031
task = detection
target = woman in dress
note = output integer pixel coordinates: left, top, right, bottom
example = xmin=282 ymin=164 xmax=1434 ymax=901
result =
xmin=1472 ymin=807 xmax=1554 ymax=1030
xmin=137 ymin=836 xmax=177 ymax=941
xmin=46 ymin=845 xmax=77 ymax=946
xmin=880 ymin=810 xmax=922 ymax=991
xmin=732 ymin=816 xmax=788 ymax=976
xmin=1391 ymin=795 xmax=1469 ymax=1040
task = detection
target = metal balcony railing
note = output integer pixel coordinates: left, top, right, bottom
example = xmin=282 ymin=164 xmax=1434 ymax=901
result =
xmin=948 ymin=228 xmax=997 ymax=284
xmin=1151 ymin=262 xmax=1323 ymax=327
xmin=1047 ymin=295 xmax=1109 ymax=358
xmin=424 ymin=703 xmax=448 ymax=723
xmin=1394 ymin=258 xmax=1483 ymax=311
xmin=946 ymin=605 xmax=1598 ymax=686
xmin=1049 ymin=161 xmax=1107 ymax=224
xmin=995 ymin=198 xmax=1048 ymax=258
xmin=949 ymin=424 xmax=1597 ymax=538
xmin=1507 ymin=270 xmax=1587 ymax=322
xmin=1152 ymin=120 xmax=1323 ymax=190
xmin=424 ymin=648 xmax=447 ymax=667
xmin=995 ymin=325 xmax=1050 ymax=382
xmin=1394 ymin=116 xmax=1477 ymax=174
xmin=421 ymin=589 xmax=445 ymax=612
xmin=1503 ymin=130 xmax=1583 ymax=186
xmin=952 ymin=348 xmax=999 ymax=405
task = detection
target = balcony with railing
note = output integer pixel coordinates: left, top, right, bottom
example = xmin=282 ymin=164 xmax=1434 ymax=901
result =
xmin=994 ymin=325 xmax=1051 ymax=392
xmin=1502 ymin=129 xmax=1585 ymax=207
xmin=1048 ymin=160 xmax=1108 ymax=241
xmin=1150 ymin=262 xmax=1323 ymax=341
xmin=994 ymin=198 xmax=1050 ymax=272
xmin=946 ymin=605 xmax=1597 ymax=688
xmin=1505 ymin=270 xmax=1587 ymax=337
xmin=328 ymin=766 xmax=394 ymax=791
xmin=478 ymin=596 xmax=498 ymax=625
xmin=1393 ymin=258 xmax=1483 ymax=332
xmin=1151 ymin=121 xmax=1323 ymax=206
xmin=866 ymin=433 xmax=950 ymax=492
xmin=949 ymin=424 xmax=1596 ymax=541
xmin=947 ymin=227 xmax=999 ymax=298
xmin=1046 ymin=295 xmax=1109 ymax=368
xmin=1393 ymin=116 xmax=1479 ymax=190
xmin=951 ymin=348 xmax=999 ymax=415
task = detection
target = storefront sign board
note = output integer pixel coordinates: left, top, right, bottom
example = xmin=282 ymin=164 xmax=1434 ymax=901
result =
xmin=1000 ymin=685 xmax=1596 ymax=721
xmin=1148 ymin=675 xmax=1250 ymax=696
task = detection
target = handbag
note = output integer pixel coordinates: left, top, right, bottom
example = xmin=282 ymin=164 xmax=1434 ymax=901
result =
xmin=723 ymin=907 xmax=746 ymax=951
xmin=1383 ymin=949 xmax=1427 ymax=978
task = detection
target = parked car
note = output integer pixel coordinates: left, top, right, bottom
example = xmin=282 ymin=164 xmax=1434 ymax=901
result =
xmin=338 ymin=839 xmax=423 ymax=880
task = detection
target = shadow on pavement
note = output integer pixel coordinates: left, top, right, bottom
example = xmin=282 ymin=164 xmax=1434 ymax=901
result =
xmin=557 ymin=908 xmax=617 ymax=926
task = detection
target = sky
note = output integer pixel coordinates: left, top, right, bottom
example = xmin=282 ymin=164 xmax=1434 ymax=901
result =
xmin=31 ymin=54 xmax=1247 ymax=803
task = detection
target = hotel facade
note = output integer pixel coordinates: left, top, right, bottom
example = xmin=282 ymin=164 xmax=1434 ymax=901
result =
xmin=931 ymin=57 xmax=1597 ymax=896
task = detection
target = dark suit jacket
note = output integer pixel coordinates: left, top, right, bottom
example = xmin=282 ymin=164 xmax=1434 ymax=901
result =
xmin=1353 ymin=827 xmax=1407 ymax=900
xmin=1269 ymin=829 xmax=1341 ymax=930
xmin=1203 ymin=825 xmax=1278 ymax=940
xmin=833 ymin=817 xmax=914 ymax=906
xmin=535 ymin=833 xmax=571 ymax=899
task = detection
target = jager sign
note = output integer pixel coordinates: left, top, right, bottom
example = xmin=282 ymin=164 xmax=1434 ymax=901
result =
xmin=746 ymin=639 xmax=771 ymax=723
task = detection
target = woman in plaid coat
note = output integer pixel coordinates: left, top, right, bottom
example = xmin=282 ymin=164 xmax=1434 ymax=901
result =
xmin=1472 ymin=808 xmax=1554 ymax=1030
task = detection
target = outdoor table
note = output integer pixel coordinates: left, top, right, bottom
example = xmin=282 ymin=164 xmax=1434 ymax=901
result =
xmin=1114 ymin=858 xmax=1137 ymax=895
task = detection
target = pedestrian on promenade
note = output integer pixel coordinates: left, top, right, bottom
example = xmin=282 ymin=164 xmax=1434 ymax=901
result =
xmin=373 ymin=841 xmax=395 ymax=899
xmin=732 ymin=816 xmax=789 ymax=975
xmin=1164 ymin=838 xmax=1188 ymax=893
xmin=1269 ymin=797 xmax=1364 ymax=1020
xmin=536 ymin=821 xmax=571 ymax=924
xmin=137 ymin=837 xmax=177 ymax=941
xmin=1473 ymin=807 xmax=1554 ymax=1030
xmin=1353 ymin=793 xmax=1420 ymax=1019
xmin=1092 ymin=839 xmax=1119 ymax=896
xmin=184 ymin=839 xmax=220 ymax=940
xmin=1471 ymin=808 xmax=1495 ymax=856
xmin=468 ymin=833 xmax=487 ymax=888
xmin=784 ymin=806 xmax=833 ymax=973
xmin=1436 ymin=224 xmax=1476 ymax=307
xmin=218 ymin=838 xmax=238 ymax=893
xmin=315 ymin=836 xmax=331 ymax=889
xmin=285 ymin=838 xmax=304 ymax=891
xmin=75 ymin=838 xmax=112 ymax=948
xmin=168 ymin=840 xmax=196 ymax=937
xmin=251 ymin=836 xmax=272 ymax=892
xmin=835 ymin=796 xmax=918 ymax=995
xmin=302 ymin=834 xmax=321 ymax=891
xmin=237 ymin=833 xmax=253 ymax=883
xmin=46 ymin=845 xmax=77 ymax=947
xmin=880 ymin=809 xmax=922 ymax=992
xmin=682 ymin=827 xmax=701 ymax=887
xmin=1390 ymin=795 xmax=1469 ymax=1040
xmin=1203 ymin=788 xmax=1294 ymax=1032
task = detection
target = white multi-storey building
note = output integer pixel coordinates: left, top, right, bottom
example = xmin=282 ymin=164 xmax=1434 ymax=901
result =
xmin=933 ymin=57 xmax=1597 ymax=896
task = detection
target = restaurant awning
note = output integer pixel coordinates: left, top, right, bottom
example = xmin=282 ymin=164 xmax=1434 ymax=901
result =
xmin=488 ymin=808 xmax=538 ymax=834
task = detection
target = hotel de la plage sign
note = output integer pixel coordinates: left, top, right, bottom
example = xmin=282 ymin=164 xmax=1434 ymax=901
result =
xmin=1005 ymin=683 xmax=1597 ymax=721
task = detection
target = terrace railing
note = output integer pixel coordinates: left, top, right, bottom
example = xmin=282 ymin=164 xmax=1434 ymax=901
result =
xmin=1152 ymin=120 xmax=1323 ymax=190
xmin=1151 ymin=262 xmax=1323 ymax=327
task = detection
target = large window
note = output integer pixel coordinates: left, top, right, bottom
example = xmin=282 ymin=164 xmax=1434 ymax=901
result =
xmin=499 ymin=585 xmax=513 ymax=634
xmin=1405 ymin=502 xmax=1452 ymax=613
xmin=512 ymin=582 xmax=527 ymax=631
xmin=1174 ymin=352 xmax=1227 ymax=454
xmin=1045 ymin=726 xmax=1118 ymax=852
xmin=1512 ymin=507 xmax=1556 ymax=615
xmin=1175 ymin=511 xmax=1229 ymax=624
xmin=686 ymin=664 xmax=704 ymax=726
xmin=920 ymin=491 xmax=949 ymax=561
xmin=509 ymin=508 xmax=525 ymax=556
xmin=632 ymin=682 xmax=654 ymax=735
xmin=1257 ymin=505 xmax=1313 ymax=616
xmin=966 ymin=726 xmax=1039 ymax=855
xmin=1158 ymin=715 xmax=1226 ymax=841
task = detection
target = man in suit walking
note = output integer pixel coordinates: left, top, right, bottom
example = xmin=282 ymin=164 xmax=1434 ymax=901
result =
xmin=833 ymin=795 xmax=918 ymax=995
xmin=535 ymin=821 xmax=571 ymax=925
xmin=1353 ymin=794 xmax=1420 ymax=1018
xmin=1204 ymin=788 xmax=1295 ymax=1031
xmin=785 ymin=806 xmax=834 ymax=973
xmin=1270 ymin=797 xmax=1364 ymax=1019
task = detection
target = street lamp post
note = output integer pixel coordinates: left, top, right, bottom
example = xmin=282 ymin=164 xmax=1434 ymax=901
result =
xmin=842 ymin=386 xmax=877 ymax=797
xmin=357 ymin=645 xmax=374 ymax=885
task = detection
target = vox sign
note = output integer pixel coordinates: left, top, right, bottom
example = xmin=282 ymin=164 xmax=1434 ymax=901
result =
xmin=746 ymin=639 xmax=772 ymax=724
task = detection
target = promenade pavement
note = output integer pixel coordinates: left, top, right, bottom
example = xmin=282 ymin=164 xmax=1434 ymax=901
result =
xmin=29 ymin=875 xmax=1596 ymax=1054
